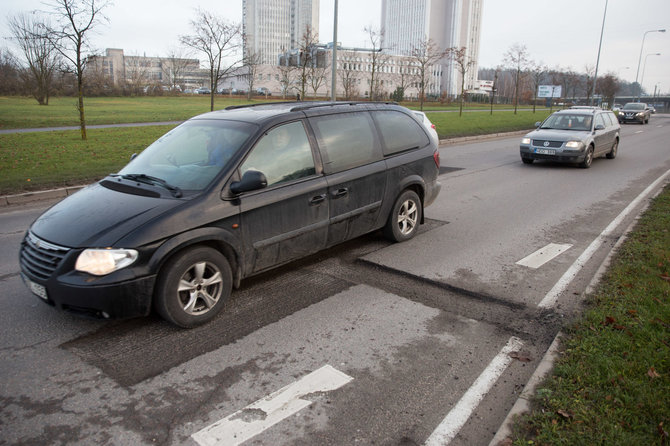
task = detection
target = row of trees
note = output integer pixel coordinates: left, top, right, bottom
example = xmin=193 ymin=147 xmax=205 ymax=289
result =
xmin=483 ymin=43 xmax=642 ymax=114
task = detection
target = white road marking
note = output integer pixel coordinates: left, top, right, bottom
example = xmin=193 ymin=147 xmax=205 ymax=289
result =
xmin=191 ymin=365 xmax=353 ymax=446
xmin=538 ymin=168 xmax=670 ymax=308
xmin=424 ymin=336 xmax=524 ymax=446
xmin=516 ymin=243 xmax=572 ymax=269
xmin=634 ymin=130 xmax=644 ymax=134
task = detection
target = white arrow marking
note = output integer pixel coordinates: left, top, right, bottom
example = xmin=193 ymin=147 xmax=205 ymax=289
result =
xmin=192 ymin=364 xmax=353 ymax=446
xmin=516 ymin=243 xmax=572 ymax=269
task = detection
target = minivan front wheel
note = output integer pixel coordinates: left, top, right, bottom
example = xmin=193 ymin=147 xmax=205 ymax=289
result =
xmin=384 ymin=190 xmax=422 ymax=242
xmin=155 ymin=246 xmax=232 ymax=328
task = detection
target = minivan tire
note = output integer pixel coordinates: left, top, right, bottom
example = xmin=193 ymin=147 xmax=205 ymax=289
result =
xmin=154 ymin=246 xmax=232 ymax=328
xmin=384 ymin=190 xmax=422 ymax=242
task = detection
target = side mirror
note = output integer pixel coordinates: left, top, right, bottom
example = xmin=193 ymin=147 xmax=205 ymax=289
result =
xmin=130 ymin=153 xmax=138 ymax=161
xmin=535 ymin=121 xmax=542 ymax=128
xmin=230 ymin=170 xmax=268 ymax=195
xmin=594 ymin=124 xmax=605 ymax=131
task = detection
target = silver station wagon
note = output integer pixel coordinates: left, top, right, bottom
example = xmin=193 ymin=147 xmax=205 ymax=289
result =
xmin=520 ymin=107 xmax=620 ymax=168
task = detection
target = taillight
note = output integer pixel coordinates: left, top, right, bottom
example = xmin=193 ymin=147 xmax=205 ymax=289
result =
xmin=433 ymin=149 xmax=440 ymax=168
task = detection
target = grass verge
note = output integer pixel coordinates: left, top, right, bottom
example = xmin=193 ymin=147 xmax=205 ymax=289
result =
xmin=510 ymin=185 xmax=670 ymax=445
xmin=427 ymin=109 xmax=552 ymax=139
xmin=0 ymin=125 xmax=175 ymax=195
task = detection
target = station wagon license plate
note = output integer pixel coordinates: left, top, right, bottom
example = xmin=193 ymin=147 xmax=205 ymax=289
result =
xmin=26 ymin=277 xmax=48 ymax=301
xmin=535 ymin=148 xmax=555 ymax=155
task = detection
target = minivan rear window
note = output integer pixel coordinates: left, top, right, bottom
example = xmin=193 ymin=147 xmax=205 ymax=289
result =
xmin=373 ymin=110 xmax=430 ymax=155
xmin=309 ymin=112 xmax=382 ymax=173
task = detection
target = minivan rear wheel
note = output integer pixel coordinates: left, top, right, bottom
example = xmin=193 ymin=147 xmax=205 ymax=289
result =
xmin=384 ymin=190 xmax=422 ymax=242
xmin=155 ymin=246 xmax=232 ymax=328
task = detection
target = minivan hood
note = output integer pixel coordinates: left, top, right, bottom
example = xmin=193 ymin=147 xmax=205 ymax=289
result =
xmin=526 ymin=128 xmax=591 ymax=141
xmin=30 ymin=183 xmax=184 ymax=248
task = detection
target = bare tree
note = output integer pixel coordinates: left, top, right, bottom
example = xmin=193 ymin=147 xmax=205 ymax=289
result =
xmin=241 ymin=49 xmax=262 ymax=100
xmin=41 ymin=0 xmax=110 ymax=140
xmin=503 ymin=43 xmax=530 ymax=114
xmin=410 ymin=38 xmax=447 ymax=111
xmin=393 ymin=58 xmax=418 ymax=101
xmin=161 ymin=47 xmax=194 ymax=92
xmin=338 ymin=51 xmax=360 ymax=100
xmin=296 ymin=25 xmax=319 ymax=101
xmin=309 ymin=62 xmax=328 ymax=99
xmin=276 ymin=63 xmax=296 ymax=99
xmin=8 ymin=13 xmax=61 ymax=105
xmin=364 ymin=26 xmax=389 ymax=101
xmin=583 ymin=64 xmax=595 ymax=104
xmin=596 ymin=73 xmax=619 ymax=108
xmin=528 ymin=61 xmax=546 ymax=113
xmin=447 ymin=46 xmax=474 ymax=116
xmin=124 ymin=52 xmax=150 ymax=95
xmin=181 ymin=9 xmax=241 ymax=111
xmin=0 ymin=48 xmax=23 ymax=95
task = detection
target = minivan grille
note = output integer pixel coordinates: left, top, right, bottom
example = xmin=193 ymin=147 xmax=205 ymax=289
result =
xmin=532 ymin=140 xmax=563 ymax=148
xmin=20 ymin=232 xmax=70 ymax=281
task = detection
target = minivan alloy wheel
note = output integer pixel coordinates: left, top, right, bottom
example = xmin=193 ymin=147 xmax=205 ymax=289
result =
xmin=155 ymin=246 xmax=232 ymax=328
xmin=384 ymin=190 xmax=422 ymax=242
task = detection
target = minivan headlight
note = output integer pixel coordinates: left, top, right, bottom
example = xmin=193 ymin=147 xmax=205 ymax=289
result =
xmin=521 ymin=138 xmax=531 ymax=145
xmin=565 ymin=141 xmax=583 ymax=149
xmin=75 ymin=249 xmax=138 ymax=276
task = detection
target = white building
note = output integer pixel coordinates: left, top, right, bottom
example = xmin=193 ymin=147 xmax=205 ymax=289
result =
xmin=381 ymin=0 xmax=483 ymax=97
xmin=243 ymin=0 xmax=319 ymax=65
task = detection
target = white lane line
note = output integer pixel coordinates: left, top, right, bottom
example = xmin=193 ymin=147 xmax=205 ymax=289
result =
xmin=634 ymin=130 xmax=644 ymax=134
xmin=516 ymin=243 xmax=572 ymax=269
xmin=425 ymin=336 xmax=524 ymax=446
xmin=538 ymin=168 xmax=670 ymax=308
xmin=192 ymin=365 xmax=353 ymax=446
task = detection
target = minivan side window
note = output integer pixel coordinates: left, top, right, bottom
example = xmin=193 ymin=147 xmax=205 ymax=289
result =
xmin=309 ymin=112 xmax=382 ymax=173
xmin=373 ymin=110 xmax=430 ymax=155
xmin=240 ymin=121 xmax=316 ymax=187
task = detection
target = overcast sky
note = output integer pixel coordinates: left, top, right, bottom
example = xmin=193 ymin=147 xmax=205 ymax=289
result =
xmin=2 ymin=0 xmax=669 ymax=95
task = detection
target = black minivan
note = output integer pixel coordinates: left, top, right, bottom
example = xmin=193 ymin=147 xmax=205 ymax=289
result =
xmin=20 ymin=102 xmax=441 ymax=327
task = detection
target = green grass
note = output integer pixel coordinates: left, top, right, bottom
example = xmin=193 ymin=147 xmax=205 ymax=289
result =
xmin=426 ymin=109 xmax=552 ymax=139
xmin=511 ymin=186 xmax=670 ymax=445
xmin=0 ymin=96 xmax=255 ymax=129
xmin=0 ymin=125 xmax=175 ymax=194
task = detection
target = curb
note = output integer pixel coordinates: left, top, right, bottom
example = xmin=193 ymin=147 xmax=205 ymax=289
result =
xmin=1 ymin=130 xmax=529 ymax=208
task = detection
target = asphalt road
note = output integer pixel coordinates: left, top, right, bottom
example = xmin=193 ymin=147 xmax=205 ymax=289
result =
xmin=1 ymin=116 xmax=669 ymax=445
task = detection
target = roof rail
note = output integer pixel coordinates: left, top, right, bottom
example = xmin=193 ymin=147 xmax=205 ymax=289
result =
xmin=224 ymin=101 xmax=299 ymax=111
xmin=289 ymin=101 xmax=398 ymax=112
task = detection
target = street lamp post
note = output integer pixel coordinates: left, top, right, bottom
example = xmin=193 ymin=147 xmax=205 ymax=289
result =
xmin=639 ymin=53 xmax=661 ymax=98
xmin=635 ymin=29 xmax=665 ymax=100
xmin=589 ymin=0 xmax=608 ymax=106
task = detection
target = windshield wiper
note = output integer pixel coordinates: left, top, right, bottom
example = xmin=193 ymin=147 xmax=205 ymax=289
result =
xmin=114 ymin=174 xmax=183 ymax=198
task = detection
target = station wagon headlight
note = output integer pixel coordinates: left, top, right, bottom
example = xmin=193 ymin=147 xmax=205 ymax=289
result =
xmin=521 ymin=138 xmax=531 ymax=145
xmin=565 ymin=141 xmax=583 ymax=149
xmin=75 ymin=249 xmax=138 ymax=276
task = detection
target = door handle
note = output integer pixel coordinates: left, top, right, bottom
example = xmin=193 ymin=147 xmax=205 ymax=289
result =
xmin=331 ymin=188 xmax=349 ymax=198
xmin=309 ymin=194 xmax=326 ymax=205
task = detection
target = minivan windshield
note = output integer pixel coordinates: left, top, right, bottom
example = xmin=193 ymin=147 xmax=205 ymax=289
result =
xmin=540 ymin=113 xmax=593 ymax=131
xmin=118 ymin=120 xmax=255 ymax=192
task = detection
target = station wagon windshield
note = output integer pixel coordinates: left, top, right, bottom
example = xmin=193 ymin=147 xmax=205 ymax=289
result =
xmin=118 ymin=120 xmax=255 ymax=192
xmin=540 ymin=114 xmax=593 ymax=131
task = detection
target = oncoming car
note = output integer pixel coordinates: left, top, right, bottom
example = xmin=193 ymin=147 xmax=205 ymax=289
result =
xmin=618 ymin=102 xmax=651 ymax=124
xmin=19 ymin=102 xmax=441 ymax=328
xmin=520 ymin=108 xmax=620 ymax=168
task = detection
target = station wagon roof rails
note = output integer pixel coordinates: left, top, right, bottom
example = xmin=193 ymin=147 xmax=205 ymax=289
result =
xmin=289 ymin=101 xmax=398 ymax=112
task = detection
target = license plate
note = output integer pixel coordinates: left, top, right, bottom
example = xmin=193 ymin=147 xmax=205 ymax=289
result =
xmin=27 ymin=278 xmax=48 ymax=301
xmin=535 ymin=148 xmax=555 ymax=155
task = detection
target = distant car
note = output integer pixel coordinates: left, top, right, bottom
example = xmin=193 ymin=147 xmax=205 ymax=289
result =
xmin=520 ymin=108 xmax=620 ymax=168
xmin=618 ymin=102 xmax=651 ymax=124
xmin=612 ymin=103 xmax=623 ymax=112
xmin=649 ymin=105 xmax=656 ymax=114
xmin=413 ymin=111 xmax=439 ymax=145
xmin=196 ymin=87 xmax=211 ymax=95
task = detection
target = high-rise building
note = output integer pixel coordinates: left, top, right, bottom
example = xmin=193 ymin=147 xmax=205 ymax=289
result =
xmin=381 ymin=0 xmax=483 ymax=96
xmin=243 ymin=0 xmax=320 ymax=65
